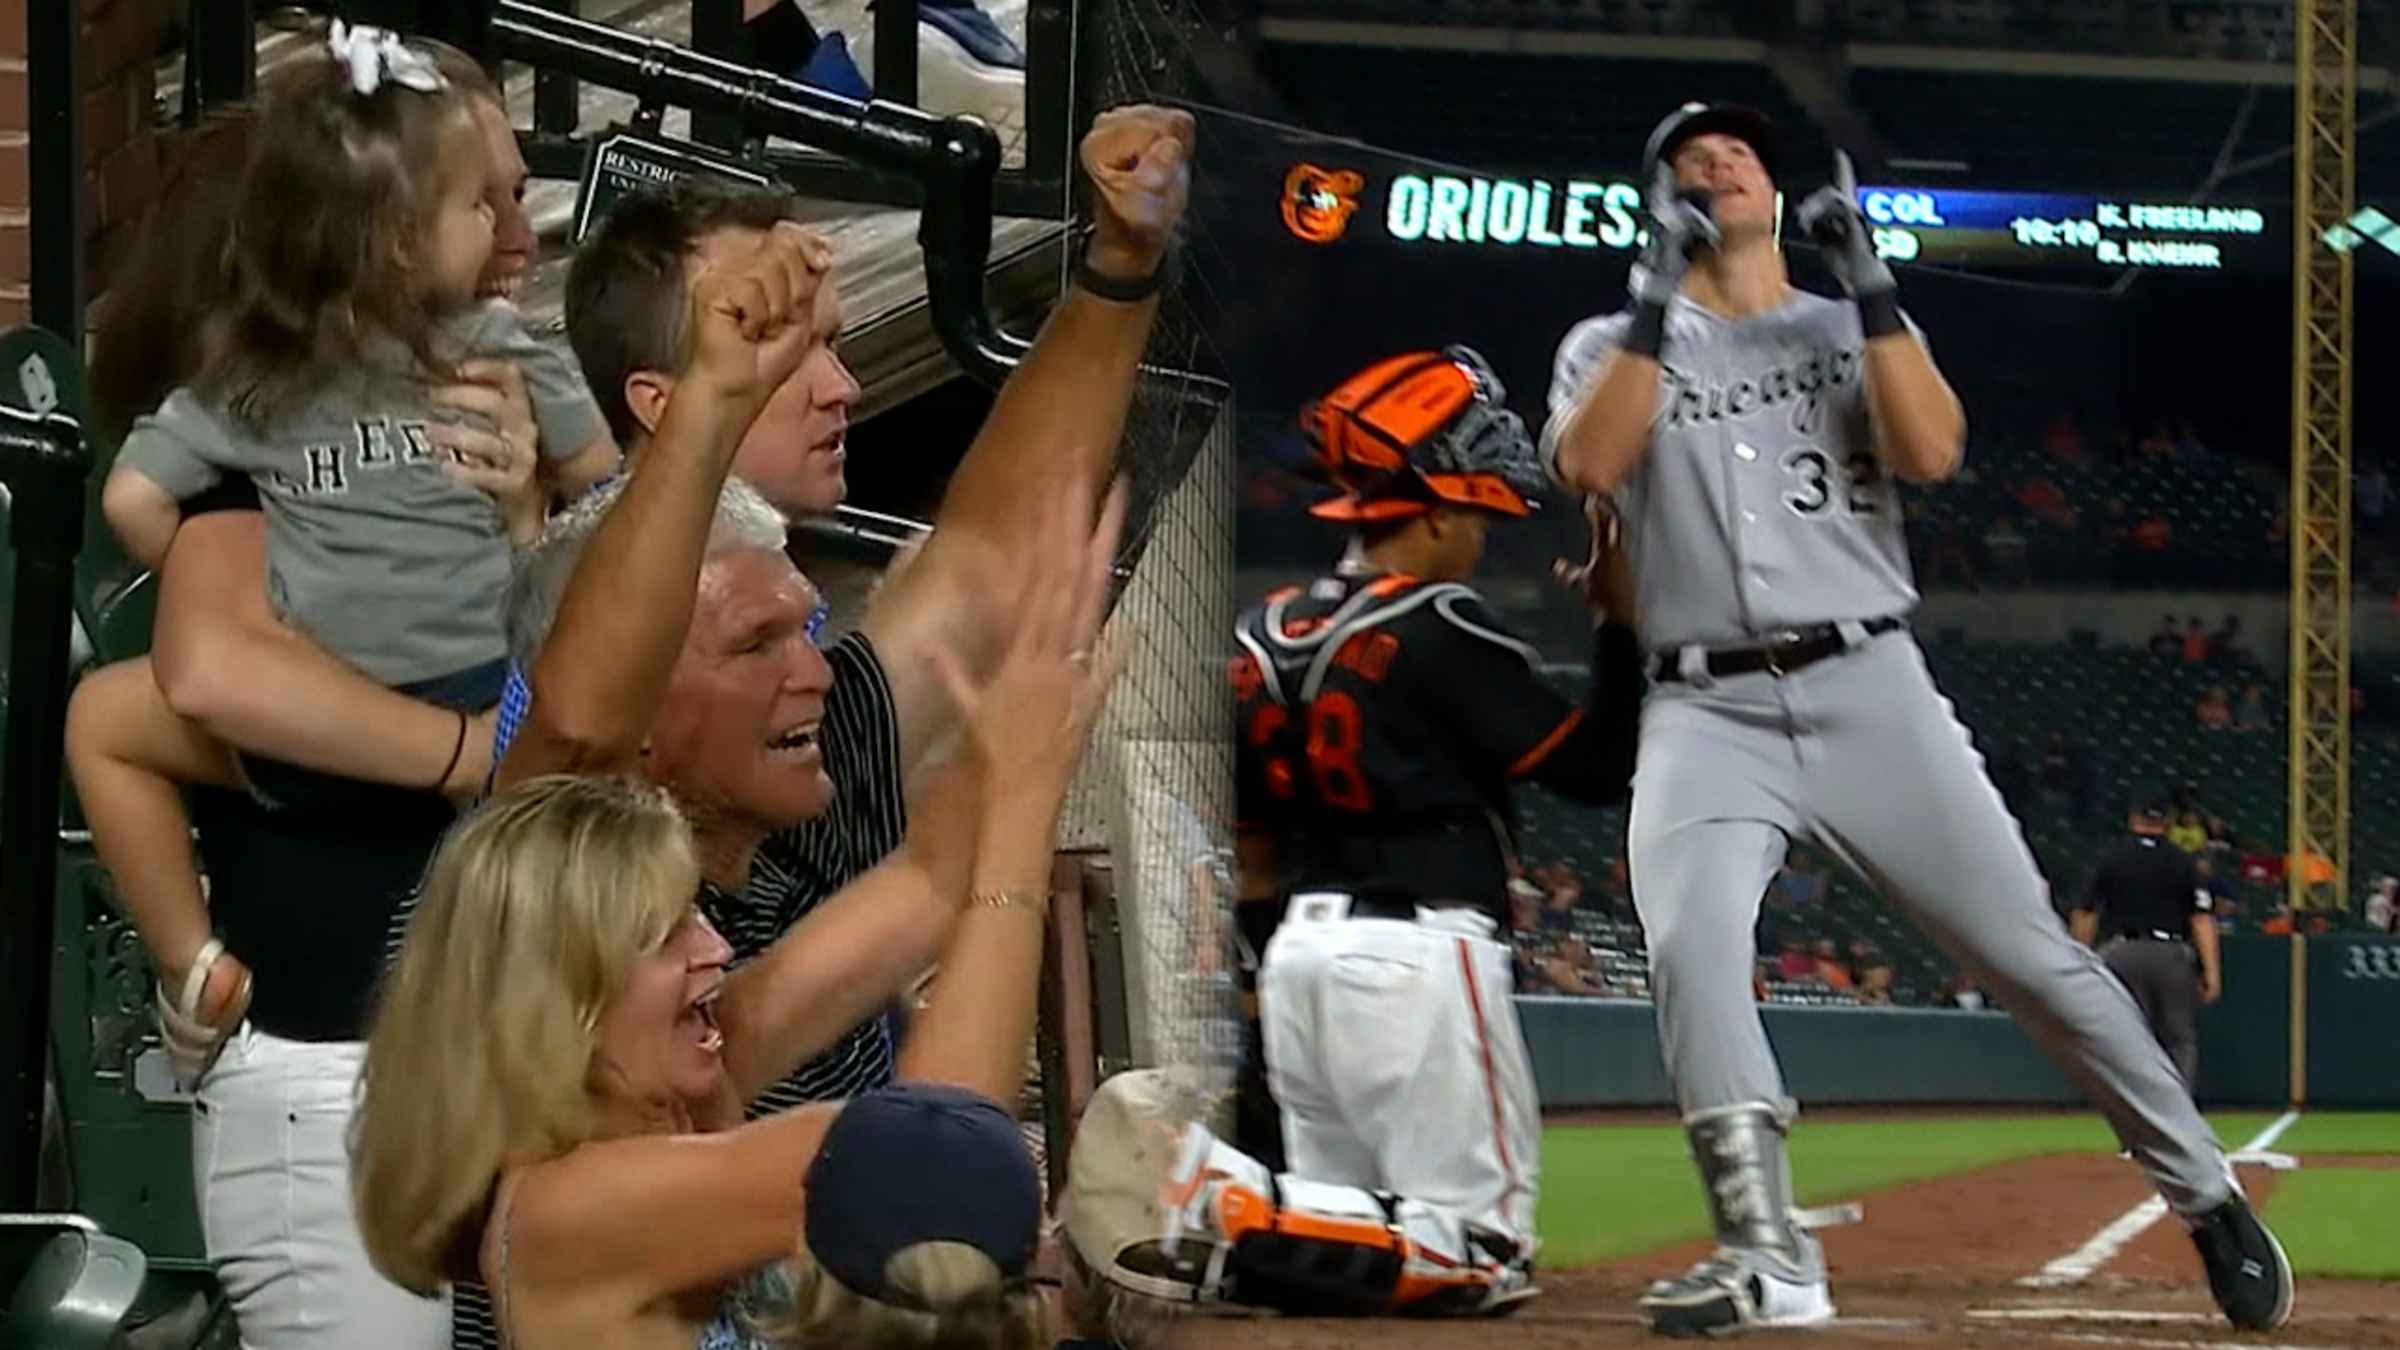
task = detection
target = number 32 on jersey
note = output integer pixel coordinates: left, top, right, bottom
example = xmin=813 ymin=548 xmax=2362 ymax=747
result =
xmin=1780 ymin=446 xmax=1891 ymax=519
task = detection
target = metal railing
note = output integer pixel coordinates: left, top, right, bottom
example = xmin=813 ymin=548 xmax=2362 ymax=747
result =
xmin=167 ymin=0 xmax=1076 ymax=384
xmin=0 ymin=407 xmax=93 ymax=1211
xmin=482 ymin=0 xmax=1037 ymax=380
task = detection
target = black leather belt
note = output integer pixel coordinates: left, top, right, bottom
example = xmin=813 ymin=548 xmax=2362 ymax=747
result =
xmin=2119 ymin=929 xmax=2188 ymax=944
xmin=1653 ymin=616 xmax=1906 ymax=684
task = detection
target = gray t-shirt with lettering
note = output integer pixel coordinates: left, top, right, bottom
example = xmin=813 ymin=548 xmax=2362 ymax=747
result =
xmin=119 ymin=300 xmax=602 ymax=687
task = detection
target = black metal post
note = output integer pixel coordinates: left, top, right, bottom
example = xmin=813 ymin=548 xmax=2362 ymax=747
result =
xmin=0 ymin=408 xmax=93 ymax=1212
xmin=407 ymin=0 xmax=495 ymax=60
xmin=532 ymin=0 xmax=583 ymax=136
xmin=28 ymin=0 xmax=83 ymax=342
xmin=186 ymin=0 xmax=257 ymax=125
xmin=690 ymin=0 xmax=747 ymax=152
xmin=875 ymin=0 xmax=919 ymax=109
xmin=1022 ymin=0 xmax=1070 ymax=184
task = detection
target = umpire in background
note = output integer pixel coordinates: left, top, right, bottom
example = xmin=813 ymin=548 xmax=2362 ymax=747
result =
xmin=2070 ymin=798 xmax=2222 ymax=1085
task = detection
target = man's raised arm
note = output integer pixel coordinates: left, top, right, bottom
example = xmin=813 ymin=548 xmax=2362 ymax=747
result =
xmin=499 ymin=225 xmax=833 ymax=787
xmin=864 ymin=105 xmax=1193 ymax=772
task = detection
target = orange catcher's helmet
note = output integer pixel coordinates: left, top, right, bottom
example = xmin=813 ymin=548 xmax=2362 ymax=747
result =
xmin=1302 ymin=346 xmax=1545 ymax=523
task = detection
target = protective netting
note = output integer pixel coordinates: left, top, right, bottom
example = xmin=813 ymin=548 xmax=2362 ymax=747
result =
xmin=1046 ymin=0 xmax=1242 ymax=1131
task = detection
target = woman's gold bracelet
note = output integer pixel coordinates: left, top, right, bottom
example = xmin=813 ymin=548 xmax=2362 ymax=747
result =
xmin=970 ymin=888 xmax=1049 ymax=918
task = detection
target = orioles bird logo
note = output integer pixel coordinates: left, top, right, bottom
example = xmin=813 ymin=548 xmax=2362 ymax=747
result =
xmin=1282 ymin=164 xmax=1365 ymax=244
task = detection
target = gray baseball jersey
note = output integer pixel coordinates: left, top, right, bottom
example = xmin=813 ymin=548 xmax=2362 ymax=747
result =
xmin=118 ymin=299 xmax=602 ymax=686
xmin=1536 ymin=285 xmax=2235 ymax=1230
xmin=1540 ymin=291 xmax=1923 ymax=652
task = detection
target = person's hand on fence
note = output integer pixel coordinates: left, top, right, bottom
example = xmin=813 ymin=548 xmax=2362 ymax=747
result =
xmin=1080 ymin=104 xmax=1195 ymax=281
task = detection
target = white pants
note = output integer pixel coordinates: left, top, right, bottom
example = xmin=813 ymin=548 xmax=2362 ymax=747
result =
xmin=193 ymin=1028 xmax=450 ymax=1350
xmin=1258 ymin=895 xmax=1540 ymax=1247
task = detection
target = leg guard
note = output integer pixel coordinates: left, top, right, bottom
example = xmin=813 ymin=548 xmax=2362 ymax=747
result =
xmin=1687 ymin=1099 xmax=1818 ymax=1272
xmin=1209 ymin=1173 xmax=1529 ymax=1317
xmin=1641 ymin=1101 xmax=1842 ymax=1337
xmin=1063 ymin=1070 xmax=1529 ymax=1318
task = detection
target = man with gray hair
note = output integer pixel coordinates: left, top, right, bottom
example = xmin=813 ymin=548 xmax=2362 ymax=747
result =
xmin=385 ymin=102 xmax=1195 ymax=1350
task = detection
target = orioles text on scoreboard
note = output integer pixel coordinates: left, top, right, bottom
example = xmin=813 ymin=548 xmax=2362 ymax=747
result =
xmin=1364 ymin=169 xmax=2274 ymax=273
xmin=1383 ymin=173 xmax=1647 ymax=249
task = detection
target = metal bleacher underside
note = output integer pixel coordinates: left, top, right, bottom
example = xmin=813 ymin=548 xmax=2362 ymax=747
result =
xmin=157 ymin=1 xmax=1067 ymax=423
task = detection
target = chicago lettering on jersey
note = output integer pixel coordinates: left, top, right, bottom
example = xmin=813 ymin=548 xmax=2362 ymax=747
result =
xmin=1658 ymin=346 xmax=1862 ymax=437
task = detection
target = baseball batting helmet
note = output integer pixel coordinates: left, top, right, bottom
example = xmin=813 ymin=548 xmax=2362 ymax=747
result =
xmin=1643 ymin=100 xmax=1781 ymax=185
xmin=1303 ymin=346 xmax=1544 ymax=523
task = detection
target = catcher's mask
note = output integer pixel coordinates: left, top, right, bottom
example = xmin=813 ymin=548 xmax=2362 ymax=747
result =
xmin=1302 ymin=346 xmax=1544 ymax=523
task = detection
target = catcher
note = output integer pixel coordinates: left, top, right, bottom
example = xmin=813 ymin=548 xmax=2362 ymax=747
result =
xmin=1066 ymin=347 xmax=1644 ymax=1319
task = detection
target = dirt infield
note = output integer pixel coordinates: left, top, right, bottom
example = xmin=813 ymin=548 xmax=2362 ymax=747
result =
xmin=1147 ymin=1155 xmax=2400 ymax=1348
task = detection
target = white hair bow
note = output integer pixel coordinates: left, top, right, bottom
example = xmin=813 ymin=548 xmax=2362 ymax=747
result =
xmin=327 ymin=19 xmax=448 ymax=97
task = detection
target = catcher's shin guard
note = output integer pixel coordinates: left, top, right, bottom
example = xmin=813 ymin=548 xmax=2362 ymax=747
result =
xmin=1064 ymin=1070 xmax=1532 ymax=1317
xmin=1641 ymin=1100 xmax=1841 ymax=1337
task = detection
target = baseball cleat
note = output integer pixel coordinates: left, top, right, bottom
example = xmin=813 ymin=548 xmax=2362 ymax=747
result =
xmin=2188 ymin=1195 xmax=2294 ymax=1330
xmin=1640 ymin=1247 xmax=1835 ymax=1337
xmin=1476 ymin=1257 xmax=1541 ymax=1316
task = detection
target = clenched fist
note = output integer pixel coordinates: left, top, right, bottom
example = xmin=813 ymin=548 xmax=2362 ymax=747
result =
xmin=684 ymin=220 xmax=837 ymax=413
xmin=1079 ymin=104 xmax=1195 ymax=280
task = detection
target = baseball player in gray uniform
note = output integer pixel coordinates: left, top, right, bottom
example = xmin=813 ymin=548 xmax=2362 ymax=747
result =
xmin=1540 ymin=102 xmax=2293 ymax=1336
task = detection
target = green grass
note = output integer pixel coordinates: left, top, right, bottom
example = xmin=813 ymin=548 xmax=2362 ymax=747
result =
xmin=2270 ymin=1111 xmax=2400 ymax=1155
xmin=1535 ymin=1112 xmax=2276 ymax=1267
xmin=2264 ymin=1169 xmax=2400 ymax=1279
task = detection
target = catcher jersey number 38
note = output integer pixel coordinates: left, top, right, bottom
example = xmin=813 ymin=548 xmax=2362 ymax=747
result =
xmin=1232 ymin=572 xmax=1638 ymax=915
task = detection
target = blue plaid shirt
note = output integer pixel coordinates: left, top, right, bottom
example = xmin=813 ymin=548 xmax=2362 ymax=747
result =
xmin=487 ymin=662 xmax=533 ymax=793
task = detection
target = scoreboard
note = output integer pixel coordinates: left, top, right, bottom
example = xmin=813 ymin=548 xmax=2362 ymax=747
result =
xmin=1346 ymin=162 xmax=2285 ymax=274
xmin=1856 ymin=187 xmax=2277 ymax=272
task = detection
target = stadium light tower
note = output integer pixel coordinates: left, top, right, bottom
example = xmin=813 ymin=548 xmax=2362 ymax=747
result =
xmin=2287 ymin=0 xmax=2356 ymax=937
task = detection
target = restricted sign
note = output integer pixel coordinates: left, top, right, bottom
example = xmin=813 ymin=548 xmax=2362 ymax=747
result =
xmin=573 ymin=127 xmax=777 ymax=242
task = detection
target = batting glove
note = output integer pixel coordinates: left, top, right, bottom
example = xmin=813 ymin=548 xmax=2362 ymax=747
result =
xmin=1630 ymin=161 xmax=1719 ymax=309
xmin=1795 ymin=150 xmax=1904 ymax=336
xmin=1622 ymin=163 xmax=1718 ymax=358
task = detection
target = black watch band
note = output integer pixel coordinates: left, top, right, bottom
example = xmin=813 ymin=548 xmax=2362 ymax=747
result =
xmin=1074 ymin=237 xmax=1181 ymax=303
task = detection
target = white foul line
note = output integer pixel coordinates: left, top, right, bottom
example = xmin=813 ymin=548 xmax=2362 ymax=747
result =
xmin=2015 ymin=1110 xmax=2299 ymax=1289
xmin=1969 ymin=1309 xmax=2217 ymax=1324
xmin=2028 ymin=1334 xmax=2354 ymax=1350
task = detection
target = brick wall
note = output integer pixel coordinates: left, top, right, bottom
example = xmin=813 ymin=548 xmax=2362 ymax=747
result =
xmin=0 ymin=0 xmax=173 ymax=330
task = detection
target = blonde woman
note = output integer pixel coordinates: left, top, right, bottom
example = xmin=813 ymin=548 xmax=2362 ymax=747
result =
xmin=353 ymin=476 xmax=1125 ymax=1348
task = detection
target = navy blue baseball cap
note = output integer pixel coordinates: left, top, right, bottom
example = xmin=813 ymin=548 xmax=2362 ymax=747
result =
xmin=804 ymin=1081 xmax=1044 ymax=1309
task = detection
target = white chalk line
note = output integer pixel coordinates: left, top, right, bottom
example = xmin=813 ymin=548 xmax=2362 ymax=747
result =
xmin=2016 ymin=1111 xmax=2298 ymax=1290
xmin=1975 ymin=1332 xmax=2359 ymax=1350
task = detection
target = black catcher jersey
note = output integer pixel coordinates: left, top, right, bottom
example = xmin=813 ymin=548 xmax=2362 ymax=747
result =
xmin=1232 ymin=570 xmax=1642 ymax=923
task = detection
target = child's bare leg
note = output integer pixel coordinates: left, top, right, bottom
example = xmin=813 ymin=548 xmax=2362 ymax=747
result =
xmin=65 ymin=657 xmax=248 ymax=1024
